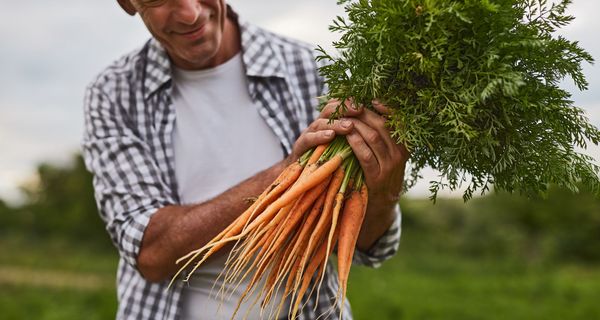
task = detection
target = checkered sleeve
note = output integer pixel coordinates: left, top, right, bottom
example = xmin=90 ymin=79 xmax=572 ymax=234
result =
xmin=351 ymin=204 xmax=402 ymax=268
xmin=82 ymin=83 xmax=176 ymax=269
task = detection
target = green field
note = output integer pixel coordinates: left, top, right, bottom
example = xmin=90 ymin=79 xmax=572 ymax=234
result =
xmin=3 ymin=231 xmax=600 ymax=320
xmin=2 ymin=158 xmax=600 ymax=319
xmin=348 ymin=237 xmax=600 ymax=320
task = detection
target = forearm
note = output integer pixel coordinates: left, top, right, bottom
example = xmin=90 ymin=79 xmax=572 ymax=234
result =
xmin=355 ymin=201 xmax=397 ymax=252
xmin=137 ymin=158 xmax=292 ymax=282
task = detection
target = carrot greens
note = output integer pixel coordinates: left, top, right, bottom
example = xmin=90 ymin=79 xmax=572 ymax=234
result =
xmin=317 ymin=0 xmax=600 ymax=201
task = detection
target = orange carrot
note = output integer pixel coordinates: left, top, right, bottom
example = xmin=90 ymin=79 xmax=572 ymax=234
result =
xmin=260 ymin=229 xmax=297 ymax=310
xmin=169 ymin=160 xmax=305 ymax=289
xmin=257 ymin=175 xmax=331 ymax=268
xmin=276 ymin=190 xmax=327 ymax=292
xmin=175 ymin=157 xmax=334 ymax=283
xmin=307 ymin=144 xmax=329 ymax=165
xmin=336 ymin=183 xmax=368 ymax=317
xmin=262 ymin=190 xmax=327 ymax=315
xmin=316 ymin=190 xmax=345 ymax=301
xmin=294 ymin=163 xmax=346 ymax=289
xmin=167 ymin=199 xmax=262 ymax=289
xmin=246 ymin=161 xmax=303 ymax=227
xmin=223 ymin=218 xmax=279 ymax=286
xmin=290 ymin=226 xmax=340 ymax=320
xmin=240 ymin=152 xmax=346 ymax=237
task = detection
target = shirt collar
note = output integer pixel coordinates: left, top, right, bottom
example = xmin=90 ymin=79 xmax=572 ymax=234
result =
xmin=143 ymin=38 xmax=172 ymax=100
xmin=142 ymin=11 xmax=287 ymax=100
xmin=238 ymin=18 xmax=287 ymax=79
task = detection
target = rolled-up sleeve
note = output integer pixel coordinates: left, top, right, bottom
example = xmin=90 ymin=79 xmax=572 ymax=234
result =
xmin=352 ymin=204 xmax=402 ymax=268
xmin=82 ymin=84 xmax=176 ymax=269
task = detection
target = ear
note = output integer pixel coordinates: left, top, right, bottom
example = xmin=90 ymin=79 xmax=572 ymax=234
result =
xmin=117 ymin=0 xmax=137 ymax=16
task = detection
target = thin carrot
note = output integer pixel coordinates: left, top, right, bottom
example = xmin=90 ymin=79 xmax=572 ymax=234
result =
xmin=262 ymin=190 xmax=327 ymax=315
xmin=241 ymin=150 xmax=349 ymax=236
xmin=222 ymin=217 xmax=279 ymax=286
xmin=336 ymin=182 xmax=368 ymax=318
xmin=256 ymin=175 xmax=331 ymax=270
xmin=307 ymin=143 xmax=329 ymax=166
xmin=316 ymin=191 xmax=345 ymax=301
xmin=317 ymin=158 xmax=358 ymax=303
xmin=290 ymin=226 xmax=340 ymax=320
xmin=222 ymin=200 xmax=296 ymax=304
xmin=294 ymin=159 xmax=347 ymax=290
xmin=275 ymin=190 xmax=327 ymax=295
xmin=230 ymin=245 xmax=282 ymax=320
xmin=169 ymin=160 xmax=304 ymax=289
xmin=246 ymin=160 xmax=303 ymax=227
xmin=260 ymin=229 xmax=297 ymax=311
xmin=177 ymin=157 xmax=332 ymax=283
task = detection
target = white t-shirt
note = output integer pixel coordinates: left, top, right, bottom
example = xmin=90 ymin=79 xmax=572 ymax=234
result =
xmin=171 ymin=53 xmax=286 ymax=319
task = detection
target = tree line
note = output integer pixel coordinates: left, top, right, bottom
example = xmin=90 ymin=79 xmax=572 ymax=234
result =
xmin=1 ymin=154 xmax=599 ymax=263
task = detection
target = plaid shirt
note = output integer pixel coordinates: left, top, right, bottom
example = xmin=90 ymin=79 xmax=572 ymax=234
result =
xmin=82 ymin=12 xmax=401 ymax=320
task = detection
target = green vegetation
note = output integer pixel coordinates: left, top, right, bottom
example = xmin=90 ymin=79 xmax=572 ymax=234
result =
xmin=349 ymin=190 xmax=600 ymax=319
xmin=318 ymin=0 xmax=599 ymax=200
xmin=2 ymin=157 xmax=600 ymax=319
xmin=0 ymin=284 xmax=115 ymax=320
xmin=349 ymin=252 xmax=600 ymax=320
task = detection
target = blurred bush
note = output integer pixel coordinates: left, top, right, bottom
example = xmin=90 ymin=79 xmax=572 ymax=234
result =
xmin=401 ymin=186 xmax=600 ymax=264
xmin=1 ymin=155 xmax=600 ymax=263
xmin=0 ymin=155 xmax=112 ymax=251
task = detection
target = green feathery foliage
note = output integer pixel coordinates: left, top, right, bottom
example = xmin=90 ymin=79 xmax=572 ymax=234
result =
xmin=317 ymin=0 xmax=600 ymax=201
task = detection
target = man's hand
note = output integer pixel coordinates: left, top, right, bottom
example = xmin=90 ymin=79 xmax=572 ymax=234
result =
xmin=288 ymin=99 xmax=362 ymax=163
xmin=315 ymin=99 xmax=409 ymax=251
xmin=346 ymin=101 xmax=409 ymax=208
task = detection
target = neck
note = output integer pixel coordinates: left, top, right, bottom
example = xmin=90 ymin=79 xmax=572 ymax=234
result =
xmin=210 ymin=16 xmax=241 ymax=67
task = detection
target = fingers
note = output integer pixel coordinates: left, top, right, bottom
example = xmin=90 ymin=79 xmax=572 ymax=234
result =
xmin=309 ymin=99 xmax=406 ymax=170
xmin=346 ymin=130 xmax=381 ymax=179
xmin=352 ymin=108 xmax=403 ymax=161
xmin=307 ymin=117 xmax=354 ymax=134
xmin=345 ymin=106 xmax=408 ymax=187
xmin=346 ymin=119 xmax=390 ymax=172
xmin=372 ymin=99 xmax=392 ymax=115
xmin=320 ymin=99 xmax=364 ymax=119
xmin=292 ymin=118 xmax=354 ymax=159
xmin=293 ymin=130 xmax=336 ymax=157
xmin=319 ymin=98 xmax=390 ymax=119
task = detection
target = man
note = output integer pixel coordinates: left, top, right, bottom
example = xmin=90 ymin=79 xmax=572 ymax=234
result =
xmin=82 ymin=0 xmax=408 ymax=319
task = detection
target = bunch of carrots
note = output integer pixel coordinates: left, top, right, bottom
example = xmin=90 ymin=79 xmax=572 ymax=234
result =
xmin=169 ymin=136 xmax=369 ymax=319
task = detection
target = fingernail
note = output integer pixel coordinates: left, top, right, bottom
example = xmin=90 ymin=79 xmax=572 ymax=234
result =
xmin=325 ymin=130 xmax=334 ymax=137
xmin=341 ymin=119 xmax=352 ymax=128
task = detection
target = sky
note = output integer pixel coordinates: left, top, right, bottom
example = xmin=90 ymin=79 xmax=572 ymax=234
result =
xmin=0 ymin=0 xmax=599 ymax=205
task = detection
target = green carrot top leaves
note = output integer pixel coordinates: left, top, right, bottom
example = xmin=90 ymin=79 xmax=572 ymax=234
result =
xmin=318 ymin=0 xmax=600 ymax=201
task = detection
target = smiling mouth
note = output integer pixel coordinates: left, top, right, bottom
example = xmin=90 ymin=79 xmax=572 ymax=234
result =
xmin=177 ymin=24 xmax=207 ymax=40
xmin=175 ymin=10 xmax=214 ymax=39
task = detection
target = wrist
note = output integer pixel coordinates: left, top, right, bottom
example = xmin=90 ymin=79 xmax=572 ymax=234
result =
xmin=370 ymin=193 xmax=400 ymax=214
xmin=358 ymin=197 xmax=398 ymax=252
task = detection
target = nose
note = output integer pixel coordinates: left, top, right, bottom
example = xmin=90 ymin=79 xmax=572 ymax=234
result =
xmin=172 ymin=0 xmax=202 ymax=25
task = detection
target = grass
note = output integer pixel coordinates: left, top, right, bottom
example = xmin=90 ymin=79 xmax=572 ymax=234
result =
xmin=2 ymin=233 xmax=600 ymax=320
xmin=0 ymin=284 xmax=116 ymax=320
xmin=0 ymin=236 xmax=117 ymax=320
xmin=347 ymin=234 xmax=600 ymax=320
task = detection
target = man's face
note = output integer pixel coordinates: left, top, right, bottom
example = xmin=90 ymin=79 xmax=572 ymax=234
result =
xmin=131 ymin=0 xmax=228 ymax=70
